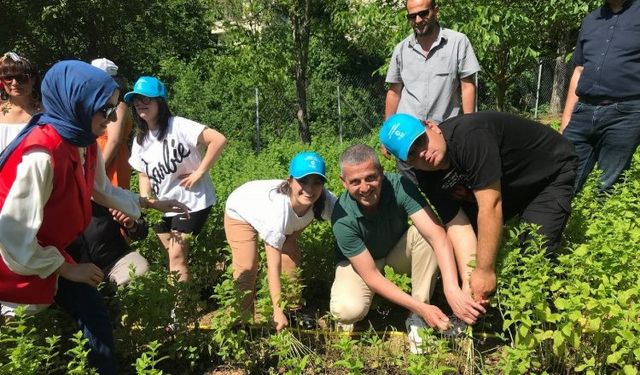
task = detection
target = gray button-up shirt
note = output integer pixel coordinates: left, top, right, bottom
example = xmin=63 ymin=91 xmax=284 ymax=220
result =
xmin=386 ymin=27 xmax=481 ymax=122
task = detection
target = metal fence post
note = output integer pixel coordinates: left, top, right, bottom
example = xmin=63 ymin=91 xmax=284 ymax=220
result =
xmin=534 ymin=63 xmax=542 ymax=119
xmin=255 ymin=87 xmax=260 ymax=154
xmin=337 ymin=81 xmax=343 ymax=143
xmin=475 ymin=72 xmax=479 ymax=112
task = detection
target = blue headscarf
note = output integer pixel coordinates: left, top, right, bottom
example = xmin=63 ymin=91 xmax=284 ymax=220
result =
xmin=0 ymin=60 xmax=118 ymax=169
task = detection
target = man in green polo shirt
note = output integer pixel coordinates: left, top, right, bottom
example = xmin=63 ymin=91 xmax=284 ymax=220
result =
xmin=330 ymin=144 xmax=484 ymax=353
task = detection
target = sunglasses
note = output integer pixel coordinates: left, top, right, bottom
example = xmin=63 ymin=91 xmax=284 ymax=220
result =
xmin=0 ymin=74 xmax=32 ymax=85
xmin=100 ymin=104 xmax=119 ymax=120
xmin=132 ymin=95 xmax=153 ymax=105
xmin=406 ymin=9 xmax=432 ymax=21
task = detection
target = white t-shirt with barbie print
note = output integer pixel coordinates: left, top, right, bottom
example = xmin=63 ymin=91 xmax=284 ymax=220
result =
xmin=129 ymin=116 xmax=216 ymax=216
xmin=225 ymin=179 xmax=337 ymax=250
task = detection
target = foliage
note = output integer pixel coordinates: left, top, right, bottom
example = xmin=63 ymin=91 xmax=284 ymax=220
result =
xmin=6 ymin=0 xmax=639 ymax=372
xmin=3 ymin=133 xmax=640 ymax=373
xmin=0 ymin=307 xmax=61 ymax=375
xmin=384 ymin=265 xmax=412 ymax=294
xmin=1 ymin=0 xmax=214 ymax=79
xmin=266 ymin=330 xmax=318 ymax=374
xmin=493 ymin=153 xmax=640 ymax=374
xmin=440 ymin=0 xmax=600 ymax=111
xmin=134 ymin=341 xmax=168 ymax=375
xmin=65 ymin=331 xmax=98 ymax=375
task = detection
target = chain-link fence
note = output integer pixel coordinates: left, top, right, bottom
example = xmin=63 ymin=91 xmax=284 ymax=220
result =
xmin=249 ymin=58 xmax=574 ymax=152
xmin=477 ymin=58 xmax=575 ymax=120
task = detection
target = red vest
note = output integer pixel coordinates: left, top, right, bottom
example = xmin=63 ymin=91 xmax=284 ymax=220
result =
xmin=0 ymin=125 xmax=96 ymax=304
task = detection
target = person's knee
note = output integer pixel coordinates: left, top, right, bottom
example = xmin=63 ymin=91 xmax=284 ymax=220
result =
xmin=233 ymin=267 xmax=258 ymax=291
xmin=168 ymin=248 xmax=187 ymax=264
xmin=133 ymin=257 xmax=149 ymax=276
xmin=330 ymin=297 xmax=369 ymax=324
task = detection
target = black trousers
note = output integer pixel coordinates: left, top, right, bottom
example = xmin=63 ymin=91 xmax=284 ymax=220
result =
xmin=461 ymin=158 xmax=578 ymax=254
xmin=518 ymin=159 xmax=577 ymax=253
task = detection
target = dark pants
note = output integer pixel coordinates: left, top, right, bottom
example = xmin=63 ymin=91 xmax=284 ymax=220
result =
xmin=463 ymin=159 xmax=577 ymax=255
xmin=55 ymin=278 xmax=117 ymax=375
xmin=563 ymin=99 xmax=640 ymax=193
xmin=518 ymin=158 xmax=577 ymax=253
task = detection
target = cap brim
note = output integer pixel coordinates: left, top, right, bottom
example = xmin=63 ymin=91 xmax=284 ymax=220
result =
xmin=400 ymin=130 xmax=426 ymax=161
xmin=292 ymin=172 xmax=327 ymax=181
xmin=123 ymin=91 xmax=135 ymax=103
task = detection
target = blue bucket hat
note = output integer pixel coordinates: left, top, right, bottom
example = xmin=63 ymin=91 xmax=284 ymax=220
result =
xmin=289 ymin=152 xmax=327 ymax=181
xmin=379 ymin=113 xmax=426 ymax=161
xmin=123 ymin=76 xmax=167 ymax=103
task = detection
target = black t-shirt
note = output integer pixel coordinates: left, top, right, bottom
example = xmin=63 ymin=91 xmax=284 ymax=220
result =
xmin=416 ymin=111 xmax=577 ymax=224
xmin=66 ymin=202 xmax=148 ymax=272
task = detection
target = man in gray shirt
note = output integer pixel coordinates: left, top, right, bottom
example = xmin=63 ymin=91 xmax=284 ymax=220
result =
xmin=385 ymin=0 xmax=481 ymax=182
xmin=386 ymin=0 xmax=480 ymax=121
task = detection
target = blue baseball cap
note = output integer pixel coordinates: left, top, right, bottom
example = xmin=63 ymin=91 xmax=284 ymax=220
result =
xmin=123 ymin=76 xmax=168 ymax=103
xmin=289 ymin=152 xmax=327 ymax=181
xmin=379 ymin=113 xmax=426 ymax=161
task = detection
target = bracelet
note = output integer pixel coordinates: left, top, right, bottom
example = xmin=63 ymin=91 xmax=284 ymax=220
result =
xmin=139 ymin=196 xmax=149 ymax=209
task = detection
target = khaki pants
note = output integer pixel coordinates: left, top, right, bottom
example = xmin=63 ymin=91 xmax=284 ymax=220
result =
xmin=330 ymin=225 xmax=439 ymax=324
xmin=108 ymin=251 xmax=149 ymax=285
xmin=224 ymin=214 xmax=300 ymax=314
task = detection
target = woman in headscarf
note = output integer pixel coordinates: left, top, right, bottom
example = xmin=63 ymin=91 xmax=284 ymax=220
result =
xmin=0 ymin=60 xmax=187 ymax=374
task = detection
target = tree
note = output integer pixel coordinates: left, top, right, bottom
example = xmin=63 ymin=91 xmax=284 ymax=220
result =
xmin=0 ymin=0 xmax=213 ymax=81
xmin=542 ymin=0 xmax=600 ymax=114
xmin=210 ymin=0 xmax=334 ymax=143
xmin=440 ymin=0 xmax=600 ymax=112
xmin=288 ymin=0 xmax=312 ymax=143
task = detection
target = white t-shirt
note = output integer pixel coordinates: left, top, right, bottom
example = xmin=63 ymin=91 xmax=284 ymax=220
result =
xmin=225 ymin=179 xmax=337 ymax=250
xmin=129 ymin=116 xmax=216 ymax=216
xmin=0 ymin=122 xmax=27 ymax=151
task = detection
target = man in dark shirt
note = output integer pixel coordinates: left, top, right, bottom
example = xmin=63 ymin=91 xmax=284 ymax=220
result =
xmin=560 ymin=0 xmax=640 ymax=193
xmin=380 ymin=112 xmax=577 ymax=303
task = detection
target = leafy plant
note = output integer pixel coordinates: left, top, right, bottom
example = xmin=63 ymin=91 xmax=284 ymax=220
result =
xmin=134 ymin=341 xmax=168 ymax=375
xmin=0 ymin=307 xmax=62 ymax=375
xmin=65 ymin=331 xmax=97 ymax=375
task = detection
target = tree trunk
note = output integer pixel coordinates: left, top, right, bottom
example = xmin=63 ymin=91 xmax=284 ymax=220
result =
xmin=550 ymin=46 xmax=569 ymax=115
xmin=495 ymin=78 xmax=508 ymax=112
xmin=291 ymin=0 xmax=311 ymax=144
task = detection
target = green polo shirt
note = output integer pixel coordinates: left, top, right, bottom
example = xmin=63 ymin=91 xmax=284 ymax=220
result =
xmin=332 ymin=173 xmax=427 ymax=262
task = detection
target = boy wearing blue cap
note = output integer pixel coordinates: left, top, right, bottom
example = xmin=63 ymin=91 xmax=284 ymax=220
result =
xmin=379 ymin=111 xmax=577 ymax=304
xmin=330 ymin=144 xmax=485 ymax=353
xmin=224 ymin=152 xmax=337 ymax=331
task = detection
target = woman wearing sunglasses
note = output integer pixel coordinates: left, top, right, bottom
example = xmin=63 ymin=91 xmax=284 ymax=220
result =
xmin=0 ymin=52 xmax=41 ymax=150
xmin=0 ymin=61 xmax=188 ymax=374
xmin=126 ymin=76 xmax=227 ymax=283
xmin=224 ymin=152 xmax=337 ymax=331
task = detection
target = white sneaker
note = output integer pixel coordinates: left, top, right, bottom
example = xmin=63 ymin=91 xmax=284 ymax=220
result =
xmin=336 ymin=322 xmax=354 ymax=333
xmin=405 ymin=313 xmax=427 ymax=354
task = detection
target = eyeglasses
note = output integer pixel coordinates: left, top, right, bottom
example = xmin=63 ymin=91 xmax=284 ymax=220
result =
xmin=132 ymin=95 xmax=152 ymax=105
xmin=0 ymin=74 xmax=32 ymax=85
xmin=406 ymin=9 xmax=432 ymax=22
xmin=100 ymin=104 xmax=119 ymax=120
